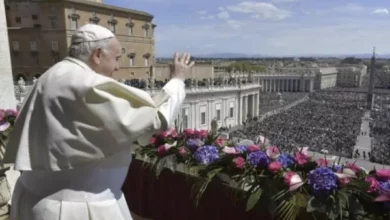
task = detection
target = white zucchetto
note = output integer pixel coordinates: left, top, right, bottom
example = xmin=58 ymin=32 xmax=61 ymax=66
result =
xmin=71 ymin=24 xmax=115 ymax=44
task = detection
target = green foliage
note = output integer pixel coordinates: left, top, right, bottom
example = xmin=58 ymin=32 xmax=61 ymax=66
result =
xmin=246 ymin=187 xmax=262 ymax=211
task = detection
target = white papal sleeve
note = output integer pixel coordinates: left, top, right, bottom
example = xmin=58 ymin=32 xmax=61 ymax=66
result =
xmin=84 ymin=77 xmax=186 ymax=148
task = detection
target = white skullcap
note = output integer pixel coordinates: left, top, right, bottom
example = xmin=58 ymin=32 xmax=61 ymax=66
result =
xmin=71 ymin=24 xmax=115 ymax=44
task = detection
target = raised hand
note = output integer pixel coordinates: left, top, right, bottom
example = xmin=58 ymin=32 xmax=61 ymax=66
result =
xmin=171 ymin=52 xmax=195 ymax=80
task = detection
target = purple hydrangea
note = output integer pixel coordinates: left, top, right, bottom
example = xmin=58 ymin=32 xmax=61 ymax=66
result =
xmin=332 ymin=165 xmax=343 ymax=172
xmin=186 ymin=138 xmax=204 ymax=150
xmin=248 ymin=151 xmax=270 ymax=168
xmin=235 ymin=145 xmax=248 ymax=154
xmin=276 ymin=153 xmax=295 ymax=168
xmin=308 ymin=167 xmax=338 ymax=197
xmin=193 ymin=145 xmax=219 ymax=165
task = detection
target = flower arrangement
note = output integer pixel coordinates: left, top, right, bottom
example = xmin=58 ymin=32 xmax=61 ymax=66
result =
xmin=0 ymin=109 xmax=18 ymax=149
xmin=136 ymin=128 xmax=390 ymax=220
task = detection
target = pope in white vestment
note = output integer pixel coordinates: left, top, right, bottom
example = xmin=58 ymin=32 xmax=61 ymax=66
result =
xmin=3 ymin=24 xmax=194 ymax=220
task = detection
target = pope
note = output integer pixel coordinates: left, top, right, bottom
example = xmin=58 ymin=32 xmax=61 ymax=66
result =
xmin=4 ymin=24 xmax=194 ymax=220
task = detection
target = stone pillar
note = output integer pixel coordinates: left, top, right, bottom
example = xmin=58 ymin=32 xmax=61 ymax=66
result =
xmin=243 ymin=96 xmax=247 ymax=122
xmin=239 ymin=95 xmax=243 ymax=125
xmin=0 ymin=0 xmax=17 ymax=109
xmin=309 ymin=79 xmax=314 ymax=92
xmin=252 ymin=94 xmax=255 ymax=117
xmin=294 ymin=80 xmax=297 ymax=92
xmin=300 ymin=79 xmax=305 ymax=92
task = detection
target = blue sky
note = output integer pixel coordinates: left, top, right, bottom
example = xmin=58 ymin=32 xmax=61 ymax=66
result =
xmin=105 ymin=0 xmax=390 ymax=57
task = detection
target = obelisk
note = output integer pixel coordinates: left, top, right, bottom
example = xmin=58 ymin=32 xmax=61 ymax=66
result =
xmin=0 ymin=0 xmax=17 ymax=110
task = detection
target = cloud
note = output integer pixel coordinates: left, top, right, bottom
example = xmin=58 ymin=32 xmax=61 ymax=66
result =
xmin=372 ymin=8 xmax=389 ymax=15
xmin=333 ymin=3 xmax=364 ymax=13
xmin=217 ymin=11 xmax=230 ymax=20
xmin=226 ymin=2 xmax=291 ymax=20
xmin=200 ymin=15 xmax=215 ymax=20
xmin=271 ymin=0 xmax=300 ymax=3
xmin=196 ymin=10 xmax=207 ymax=15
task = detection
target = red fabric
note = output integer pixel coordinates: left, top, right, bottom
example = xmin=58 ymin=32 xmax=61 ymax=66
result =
xmin=122 ymin=159 xmax=271 ymax=220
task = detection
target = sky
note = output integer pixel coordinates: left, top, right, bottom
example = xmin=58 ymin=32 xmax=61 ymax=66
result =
xmin=105 ymin=0 xmax=390 ymax=57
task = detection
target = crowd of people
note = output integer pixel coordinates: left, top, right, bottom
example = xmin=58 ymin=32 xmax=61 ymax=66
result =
xmin=369 ymin=95 xmax=390 ymax=164
xmin=231 ymin=91 xmax=367 ymax=157
xmin=259 ymin=92 xmax=308 ymax=114
xmin=119 ymin=77 xmax=252 ymax=89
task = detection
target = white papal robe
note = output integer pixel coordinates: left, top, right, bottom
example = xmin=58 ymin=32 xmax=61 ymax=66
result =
xmin=3 ymin=57 xmax=186 ymax=220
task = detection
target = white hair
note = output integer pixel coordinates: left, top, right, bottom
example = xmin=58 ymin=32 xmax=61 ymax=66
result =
xmin=68 ymin=38 xmax=112 ymax=63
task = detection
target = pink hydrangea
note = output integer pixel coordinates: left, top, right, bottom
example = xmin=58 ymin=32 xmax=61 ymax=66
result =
xmin=294 ymin=152 xmax=308 ymax=165
xmin=157 ymin=143 xmax=175 ymax=156
xmin=268 ymin=161 xmax=282 ymax=174
xmin=178 ymin=146 xmax=188 ymax=156
xmin=214 ymin=138 xmax=224 ymax=147
xmin=160 ymin=129 xmax=178 ymax=138
xmin=376 ymin=168 xmax=390 ymax=181
xmin=183 ymin=128 xmax=195 ymax=137
xmin=316 ymin=158 xmax=329 ymax=167
xmin=149 ymin=137 xmax=157 ymax=145
xmin=284 ymin=171 xmax=304 ymax=191
xmin=366 ymin=177 xmax=380 ymax=193
xmin=266 ymin=146 xmax=280 ymax=159
xmin=233 ymin=157 xmax=245 ymax=169
xmin=5 ymin=109 xmax=17 ymax=117
xmin=345 ymin=163 xmax=360 ymax=173
xmin=0 ymin=109 xmax=4 ymax=122
xmin=338 ymin=177 xmax=350 ymax=185
xmin=194 ymin=130 xmax=208 ymax=139
xmin=223 ymin=146 xmax=238 ymax=155
xmin=247 ymin=145 xmax=260 ymax=152
xmin=0 ymin=122 xmax=10 ymax=132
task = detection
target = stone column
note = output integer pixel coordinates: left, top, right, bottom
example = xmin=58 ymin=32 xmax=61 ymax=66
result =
xmin=252 ymin=94 xmax=255 ymax=117
xmin=242 ymin=96 xmax=248 ymax=121
xmin=300 ymin=79 xmax=305 ymax=92
xmin=0 ymin=0 xmax=17 ymax=109
xmin=309 ymin=79 xmax=314 ymax=92
xmin=239 ymin=95 xmax=243 ymax=125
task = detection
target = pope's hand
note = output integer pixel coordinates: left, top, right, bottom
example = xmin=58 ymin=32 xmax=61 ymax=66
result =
xmin=171 ymin=52 xmax=195 ymax=80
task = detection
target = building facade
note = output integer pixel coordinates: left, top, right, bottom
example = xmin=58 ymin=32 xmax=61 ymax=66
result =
xmin=5 ymin=0 xmax=155 ymax=81
xmin=337 ymin=65 xmax=367 ymax=88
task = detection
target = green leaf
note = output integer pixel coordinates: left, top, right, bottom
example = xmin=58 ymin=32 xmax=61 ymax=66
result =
xmin=246 ymin=187 xmax=262 ymax=211
xmin=191 ymin=167 xmax=223 ymax=207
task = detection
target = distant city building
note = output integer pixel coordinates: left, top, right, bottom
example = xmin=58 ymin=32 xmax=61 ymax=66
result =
xmin=5 ymin=0 xmax=156 ymax=81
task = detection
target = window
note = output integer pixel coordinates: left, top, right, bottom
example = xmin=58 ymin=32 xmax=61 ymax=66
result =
xmin=229 ymin=102 xmax=234 ymax=118
xmin=15 ymin=17 xmax=21 ymax=23
xmin=30 ymin=41 xmax=37 ymax=51
xmin=51 ymin=41 xmax=58 ymax=51
xmin=12 ymin=41 xmax=19 ymax=51
xmin=143 ymin=28 xmax=148 ymax=37
xmin=129 ymin=57 xmax=134 ymax=66
xmin=128 ymin=26 xmax=133 ymax=35
xmin=70 ymin=18 xmax=78 ymax=29
xmin=49 ymin=5 xmax=55 ymax=12
xmin=109 ymin=23 xmax=116 ymax=33
xmin=121 ymin=48 xmax=126 ymax=55
xmin=32 ymin=14 xmax=38 ymax=20
xmin=49 ymin=16 xmax=57 ymax=28
xmin=144 ymin=57 xmax=149 ymax=66
xmin=200 ymin=106 xmax=206 ymax=125
xmin=181 ymin=108 xmax=188 ymax=129
xmin=215 ymin=103 xmax=221 ymax=120
xmin=201 ymin=112 xmax=206 ymax=125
